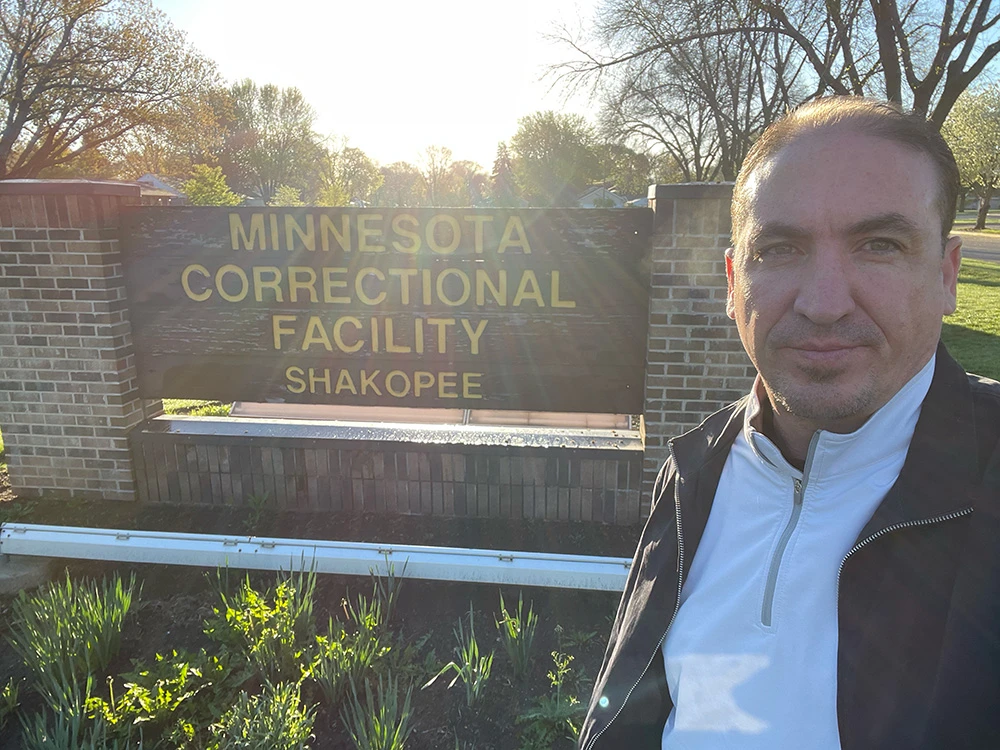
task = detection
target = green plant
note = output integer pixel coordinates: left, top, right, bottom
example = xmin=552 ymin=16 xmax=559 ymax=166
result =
xmin=370 ymin=554 xmax=408 ymax=627
xmin=204 ymin=568 xmax=318 ymax=684
xmin=554 ymin=624 xmax=598 ymax=649
xmin=340 ymin=673 xmax=414 ymax=750
xmin=209 ymin=681 xmax=315 ymax=749
xmin=496 ymin=591 xmax=538 ymax=680
xmin=8 ymin=570 xmax=138 ymax=686
xmin=244 ymin=491 xmax=271 ymax=532
xmin=0 ymin=676 xmax=20 ymax=731
xmin=87 ymin=648 xmax=242 ymax=745
xmin=423 ymin=603 xmax=494 ymax=706
xmin=516 ymin=651 xmax=587 ymax=750
xmin=19 ymin=673 xmax=125 ymax=750
xmin=309 ymin=616 xmax=388 ymax=706
xmin=374 ymin=631 xmax=437 ymax=683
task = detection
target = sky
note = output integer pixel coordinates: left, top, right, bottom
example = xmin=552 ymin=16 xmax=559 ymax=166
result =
xmin=153 ymin=0 xmax=601 ymax=170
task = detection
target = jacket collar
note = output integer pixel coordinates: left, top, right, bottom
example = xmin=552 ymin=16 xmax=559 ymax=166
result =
xmin=668 ymin=342 xmax=979 ymax=551
xmin=854 ymin=342 xmax=979 ymax=542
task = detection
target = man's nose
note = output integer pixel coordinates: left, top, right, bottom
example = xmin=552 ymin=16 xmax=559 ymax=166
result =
xmin=792 ymin=249 xmax=856 ymax=325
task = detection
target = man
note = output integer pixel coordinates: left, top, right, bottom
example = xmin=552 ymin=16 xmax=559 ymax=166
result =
xmin=579 ymin=96 xmax=1000 ymax=750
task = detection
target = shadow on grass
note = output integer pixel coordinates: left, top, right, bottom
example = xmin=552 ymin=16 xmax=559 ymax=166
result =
xmin=942 ymin=324 xmax=1000 ymax=382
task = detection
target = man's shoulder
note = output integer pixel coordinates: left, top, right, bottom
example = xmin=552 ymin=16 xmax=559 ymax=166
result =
xmin=967 ymin=371 xmax=1000 ymax=404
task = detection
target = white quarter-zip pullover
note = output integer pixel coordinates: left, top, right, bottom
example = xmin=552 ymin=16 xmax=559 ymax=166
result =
xmin=661 ymin=356 xmax=936 ymax=749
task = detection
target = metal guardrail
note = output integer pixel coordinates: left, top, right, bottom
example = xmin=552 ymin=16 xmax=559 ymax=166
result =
xmin=0 ymin=523 xmax=631 ymax=592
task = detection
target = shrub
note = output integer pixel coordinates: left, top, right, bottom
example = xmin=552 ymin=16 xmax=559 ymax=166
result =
xmin=340 ymin=673 xmax=414 ymax=750
xmin=8 ymin=571 xmax=138 ymax=686
xmin=209 ymin=681 xmax=315 ymax=749
xmin=19 ymin=674 xmax=123 ymax=750
xmin=310 ymin=615 xmax=388 ymax=707
xmin=204 ymin=568 xmax=317 ymax=683
xmin=423 ymin=603 xmax=494 ymax=707
xmin=0 ymin=677 xmax=19 ymax=732
xmin=371 ymin=555 xmax=408 ymax=628
xmin=496 ymin=591 xmax=538 ymax=681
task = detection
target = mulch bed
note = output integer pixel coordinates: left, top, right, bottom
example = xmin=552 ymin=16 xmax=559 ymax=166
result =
xmin=0 ymin=467 xmax=640 ymax=749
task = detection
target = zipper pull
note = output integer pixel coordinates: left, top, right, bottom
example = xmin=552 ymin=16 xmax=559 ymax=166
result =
xmin=793 ymin=478 xmax=802 ymax=493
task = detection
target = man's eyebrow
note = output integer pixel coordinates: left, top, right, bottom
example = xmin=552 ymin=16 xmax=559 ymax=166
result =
xmin=746 ymin=222 xmax=811 ymax=245
xmin=846 ymin=212 xmax=921 ymax=238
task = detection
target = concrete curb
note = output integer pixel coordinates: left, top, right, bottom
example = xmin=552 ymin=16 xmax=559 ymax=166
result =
xmin=0 ymin=555 xmax=54 ymax=595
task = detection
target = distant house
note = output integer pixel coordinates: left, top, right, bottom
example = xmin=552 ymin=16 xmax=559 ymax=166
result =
xmin=576 ymin=184 xmax=627 ymax=208
xmin=136 ymin=174 xmax=188 ymax=205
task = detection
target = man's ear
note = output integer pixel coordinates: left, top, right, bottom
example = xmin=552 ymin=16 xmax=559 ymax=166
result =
xmin=942 ymin=235 xmax=962 ymax=315
xmin=725 ymin=247 xmax=737 ymax=320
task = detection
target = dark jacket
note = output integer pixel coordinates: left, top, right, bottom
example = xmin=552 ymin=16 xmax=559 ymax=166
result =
xmin=580 ymin=345 xmax=1000 ymax=750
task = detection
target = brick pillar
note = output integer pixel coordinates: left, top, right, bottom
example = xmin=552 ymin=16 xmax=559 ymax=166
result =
xmin=0 ymin=180 xmax=162 ymax=502
xmin=641 ymin=183 xmax=756 ymax=515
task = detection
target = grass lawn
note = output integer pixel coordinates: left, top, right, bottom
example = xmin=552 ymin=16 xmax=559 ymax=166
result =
xmin=942 ymin=258 xmax=1000 ymax=381
xmin=161 ymin=398 xmax=231 ymax=417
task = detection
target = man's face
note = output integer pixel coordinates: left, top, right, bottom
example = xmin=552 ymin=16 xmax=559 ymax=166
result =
xmin=727 ymin=128 xmax=962 ymax=431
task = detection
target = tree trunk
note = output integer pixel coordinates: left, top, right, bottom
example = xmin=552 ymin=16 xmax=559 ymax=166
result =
xmin=976 ymin=189 xmax=993 ymax=230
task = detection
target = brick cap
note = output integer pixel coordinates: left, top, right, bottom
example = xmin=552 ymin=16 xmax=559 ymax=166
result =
xmin=0 ymin=179 xmax=141 ymax=197
xmin=648 ymin=183 xmax=735 ymax=201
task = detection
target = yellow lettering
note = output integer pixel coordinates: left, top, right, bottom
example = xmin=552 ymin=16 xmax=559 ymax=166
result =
xmin=436 ymin=268 xmax=471 ymax=306
xmin=302 ymin=316 xmax=333 ymax=351
xmin=389 ymin=268 xmax=418 ymax=304
xmin=181 ymin=264 xmax=212 ymax=301
xmin=426 ymin=214 xmax=461 ymax=254
xmin=253 ymin=266 xmax=284 ymax=302
xmin=384 ymin=318 xmax=411 ymax=353
xmin=322 ymin=267 xmax=350 ymax=303
xmin=269 ymin=214 xmax=280 ymax=249
xmin=421 ymin=269 xmax=432 ymax=304
xmin=498 ymin=215 xmax=532 ymax=254
xmin=216 ymin=265 xmax=249 ymax=302
xmin=335 ymin=369 xmax=358 ymax=395
xmin=551 ymin=270 xmax=577 ymax=308
xmin=475 ymin=269 xmax=506 ymax=306
xmin=460 ymin=319 xmax=488 ymax=354
xmin=438 ymin=372 xmax=459 ymax=398
xmin=287 ymin=266 xmax=318 ymax=303
xmin=320 ymin=214 xmax=351 ymax=252
xmin=272 ymin=314 xmax=298 ymax=350
xmin=358 ymin=214 xmax=385 ymax=252
xmin=309 ymin=368 xmax=331 ymax=394
xmin=413 ymin=371 xmax=435 ymax=397
xmin=427 ymin=318 xmax=455 ymax=354
xmin=229 ymin=213 xmax=266 ymax=250
xmin=355 ymin=267 xmax=387 ymax=305
xmin=415 ymin=317 xmax=425 ymax=354
xmin=284 ymin=214 xmax=316 ymax=251
xmin=285 ymin=366 xmax=306 ymax=394
xmin=360 ymin=369 xmax=382 ymax=395
xmin=463 ymin=215 xmax=494 ymax=253
xmin=385 ymin=370 xmax=411 ymax=398
xmin=391 ymin=214 xmax=421 ymax=253
xmin=333 ymin=316 xmax=363 ymax=353
xmin=462 ymin=372 xmax=483 ymax=399
xmin=512 ymin=270 xmax=545 ymax=307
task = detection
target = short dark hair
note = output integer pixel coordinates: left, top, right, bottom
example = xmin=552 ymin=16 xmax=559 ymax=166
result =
xmin=732 ymin=96 xmax=960 ymax=243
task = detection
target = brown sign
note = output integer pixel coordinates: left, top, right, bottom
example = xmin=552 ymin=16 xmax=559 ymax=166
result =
xmin=119 ymin=207 xmax=651 ymax=413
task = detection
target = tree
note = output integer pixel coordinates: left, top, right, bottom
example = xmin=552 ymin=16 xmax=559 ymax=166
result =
xmin=942 ymin=85 xmax=1000 ymax=229
xmin=509 ymin=111 xmax=601 ymax=206
xmin=598 ymin=143 xmax=653 ymax=196
xmin=491 ymin=142 xmax=521 ymax=206
xmin=181 ymin=164 xmax=241 ymax=206
xmin=437 ymin=160 xmax=489 ymax=206
xmin=0 ymin=0 xmax=216 ymax=178
xmin=557 ymin=0 xmax=1000 ymax=180
xmin=315 ymin=141 xmax=383 ymax=206
xmin=270 ymin=185 xmax=304 ymax=207
xmin=420 ymin=146 xmax=454 ymax=205
xmin=222 ymin=80 xmax=323 ymax=205
xmin=375 ymin=162 xmax=426 ymax=206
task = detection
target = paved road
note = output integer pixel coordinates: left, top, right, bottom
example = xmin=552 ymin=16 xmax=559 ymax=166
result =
xmin=955 ymin=230 xmax=1000 ymax=263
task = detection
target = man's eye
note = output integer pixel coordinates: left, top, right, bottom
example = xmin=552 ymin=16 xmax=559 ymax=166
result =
xmin=860 ymin=238 xmax=900 ymax=254
xmin=754 ymin=244 xmax=797 ymax=260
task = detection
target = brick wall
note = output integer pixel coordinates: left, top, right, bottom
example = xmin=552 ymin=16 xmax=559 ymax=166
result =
xmin=0 ymin=180 xmax=162 ymax=501
xmin=641 ymin=184 xmax=756 ymax=511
